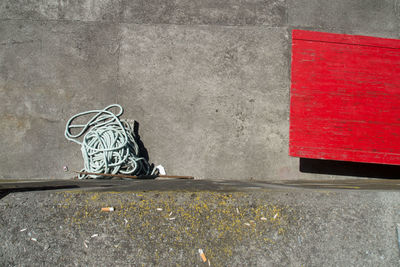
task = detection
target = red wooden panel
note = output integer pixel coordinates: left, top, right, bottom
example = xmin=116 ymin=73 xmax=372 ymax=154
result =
xmin=289 ymin=30 xmax=400 ymax=165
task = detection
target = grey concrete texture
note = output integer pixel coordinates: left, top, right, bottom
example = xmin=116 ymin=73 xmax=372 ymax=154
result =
xmin=289 ymin=0 xmax=398 ymax=33
xmin=118 ymin=24 xmax=291 ymax=180
xmin=1 ymin=0 xmax=399 ymax=180
xmin=0 ymin=0 xmax=59 ymax=20
xmin=121 ymin=0 xmax=287 ymax=26
xmin=1 ymin=185 xmax=400 ymax=266
xmin=0 ymin=20 xmax=120 ymax=178
xmin=0 ymin=0 xmax=287 ymax=25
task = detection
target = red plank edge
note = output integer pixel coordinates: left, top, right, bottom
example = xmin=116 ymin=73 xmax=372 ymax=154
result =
xmin=289 ymin=30 xmax=400 ymax=165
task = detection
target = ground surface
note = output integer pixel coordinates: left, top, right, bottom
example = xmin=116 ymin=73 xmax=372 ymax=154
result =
xmin=1 ymin=179 xmax=400 ymax=266
xmin=1 ymin=0 xmax=400 ymax=265
xmin=1 ymin=0 xmax=399 ymax=180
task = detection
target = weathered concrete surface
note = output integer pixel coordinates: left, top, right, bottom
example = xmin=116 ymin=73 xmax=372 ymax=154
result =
xmin=0 ymin=0 xmax=399 ymax=180
xmin=121 ymin=0 xmax=287 ymax=26
xmin=118 ymin=24 xmax=291 ymax=180
xmin=288 ymin=0 xmax=398 ymax=31
xmin=58 ymin=0 xmax=122 ymax=22
xmin=0 ymin=20 xmax=120 ymax=178
xmin=1 ymin=182 xmax=400 ymax=266
xmin=0 ymin=0 xmax=59 ymax=20
xmin=289 ymin=0 xmax=398 ymax=36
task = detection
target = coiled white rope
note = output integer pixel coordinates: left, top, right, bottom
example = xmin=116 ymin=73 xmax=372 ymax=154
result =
xmin=64 ymin=104 xmax=156 ymax=179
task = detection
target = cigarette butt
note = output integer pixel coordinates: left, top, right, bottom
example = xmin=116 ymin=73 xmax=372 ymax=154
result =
xmin=101 ymin=207 xmax=114 ymax=212
xmin=261 ymin=217 xmax=267 ymax=221
xmin=198 ymin=249 xmax=207 ymax=262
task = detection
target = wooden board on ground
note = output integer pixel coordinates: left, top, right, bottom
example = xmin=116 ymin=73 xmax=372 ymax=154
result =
xmin=289 ymin=30 xmax=400 ymax=165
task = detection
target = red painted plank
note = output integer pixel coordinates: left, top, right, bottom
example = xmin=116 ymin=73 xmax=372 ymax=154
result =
xmin=293 ymin=29 xmax=400 ymax=49
xmin=289 ymin=30 xmax=400 ymax=165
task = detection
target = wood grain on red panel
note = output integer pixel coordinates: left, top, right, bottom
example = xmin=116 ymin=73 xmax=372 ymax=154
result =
xmin=289 ymin=30 xmax=400 ymax=165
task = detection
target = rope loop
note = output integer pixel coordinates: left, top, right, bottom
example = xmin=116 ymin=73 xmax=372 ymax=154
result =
xmin=65 ymin=104 xmax=156 ymax=179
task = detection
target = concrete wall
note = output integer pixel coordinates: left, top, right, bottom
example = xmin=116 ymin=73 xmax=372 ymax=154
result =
xmin=1 ymin=0 xmax=399 ymax=180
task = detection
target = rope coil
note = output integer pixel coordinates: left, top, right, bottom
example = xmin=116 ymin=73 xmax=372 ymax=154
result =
xmin=64 ymin=104 xmax=156 ymax=179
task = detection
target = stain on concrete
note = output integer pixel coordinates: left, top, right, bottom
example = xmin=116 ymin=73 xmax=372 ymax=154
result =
xmin=59 ymin=191 xmax=295 ymax=265
xmin=1 ymin=187 xmax=400 ymax=265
